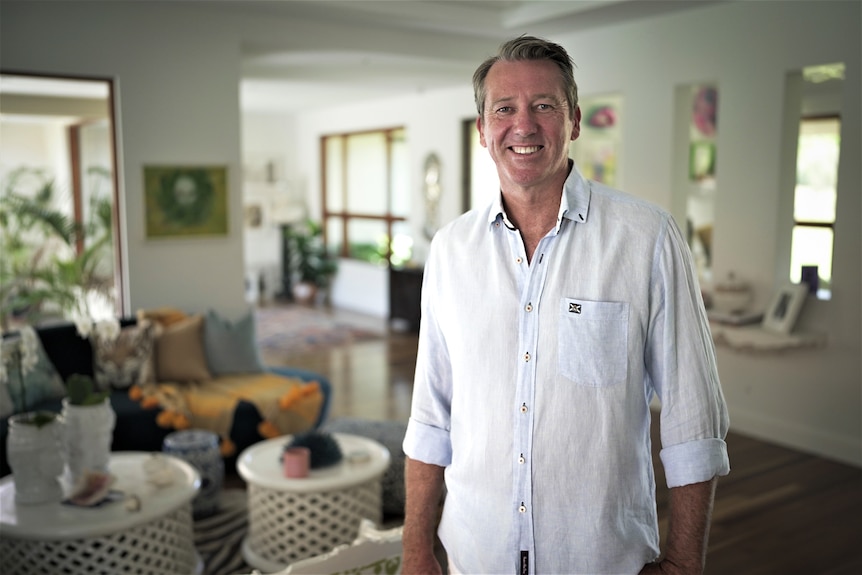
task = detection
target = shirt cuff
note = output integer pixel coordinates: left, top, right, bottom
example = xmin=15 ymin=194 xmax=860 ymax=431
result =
xmin=403 ymin=418 xmax=452 ymax=467
xmin=660 ymin=437 xmax=730 ymax=488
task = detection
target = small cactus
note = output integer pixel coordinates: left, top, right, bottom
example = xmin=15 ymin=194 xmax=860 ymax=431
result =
xmin=67 ymin=374 xmax=109 ymax=406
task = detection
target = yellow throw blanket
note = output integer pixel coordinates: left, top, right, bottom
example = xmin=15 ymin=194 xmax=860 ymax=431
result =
xmin=130 ymin=373 xmax=324 ymax=456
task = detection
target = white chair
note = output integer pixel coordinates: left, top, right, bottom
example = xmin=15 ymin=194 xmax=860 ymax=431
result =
xmin=248 ymin=519 xmax=403 ymax=575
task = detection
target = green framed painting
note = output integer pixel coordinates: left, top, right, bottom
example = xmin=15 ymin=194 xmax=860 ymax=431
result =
xmin=144 ymin=165 xmax=229 ymax=238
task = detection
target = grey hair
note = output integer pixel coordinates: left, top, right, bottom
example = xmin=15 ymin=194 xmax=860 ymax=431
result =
xmin=472 ymin=35 xmax=578 ymax=118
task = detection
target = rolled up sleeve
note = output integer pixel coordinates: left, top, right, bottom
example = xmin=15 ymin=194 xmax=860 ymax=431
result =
xmin=403 ymin=418 xmax=452 ymax=467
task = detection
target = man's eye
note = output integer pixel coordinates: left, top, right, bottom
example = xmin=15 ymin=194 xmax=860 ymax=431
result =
xmin=536 ymin=103 xmax=553 ymax=111
xmin=495 ymin=106 xmax=513 ymax=114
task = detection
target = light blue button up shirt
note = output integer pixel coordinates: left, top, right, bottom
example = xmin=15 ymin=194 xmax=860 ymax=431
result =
xmin=403 ymin=164 xmax=730 ymax=575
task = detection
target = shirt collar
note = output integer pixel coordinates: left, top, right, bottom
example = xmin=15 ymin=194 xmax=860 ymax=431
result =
xmin=487 ymin=161 xmax=592 ymax=231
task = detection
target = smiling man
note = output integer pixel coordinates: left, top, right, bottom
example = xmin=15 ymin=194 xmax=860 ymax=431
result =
xmin=402 ymin=36 xmax=729 ymax=575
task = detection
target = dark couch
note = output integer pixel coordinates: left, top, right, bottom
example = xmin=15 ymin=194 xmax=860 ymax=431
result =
xmin=1 ymin=319 xmax=332 ymax=477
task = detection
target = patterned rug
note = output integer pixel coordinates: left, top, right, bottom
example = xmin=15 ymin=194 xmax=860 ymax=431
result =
xmin=255 ymin=305 xmax=383 ymax=356
xmin=194 ymin=489 xmax=251 ymax=575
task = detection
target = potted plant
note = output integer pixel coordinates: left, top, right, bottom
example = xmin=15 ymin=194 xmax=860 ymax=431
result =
xmin=1 ymin=326 xmax=65 ymax=504
xmin=285 ymin=219 xmax=338 ymax=305
xmin=0 ymin=166 xmax=115 ymax=331
xmin=62 ymin=373 xmax=116 ymax=484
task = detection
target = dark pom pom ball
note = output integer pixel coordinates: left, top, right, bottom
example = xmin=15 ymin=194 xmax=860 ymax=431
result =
xmin=285 ymin=431 xmax=343 ymax=469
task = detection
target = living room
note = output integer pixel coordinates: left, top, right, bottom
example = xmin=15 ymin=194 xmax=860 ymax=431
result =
xmin=1 ymin=0 xmax=858 ymax=486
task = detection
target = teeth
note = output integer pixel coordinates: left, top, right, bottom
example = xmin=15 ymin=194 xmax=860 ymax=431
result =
xmin=512 ymin=146 xmax=541 ymax=154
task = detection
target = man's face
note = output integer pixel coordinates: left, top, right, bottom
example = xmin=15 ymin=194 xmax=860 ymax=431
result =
xmin=477 ymin=59 xmax=580 ymax=192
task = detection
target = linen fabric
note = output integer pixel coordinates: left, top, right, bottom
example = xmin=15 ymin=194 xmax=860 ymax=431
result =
xmin=403 ymin=164 xmax=730 ymax=575
xmin=203 ymin=309 xmax=265 ymax=376
xmin=154 ymin=314 xmax=212 ymax=382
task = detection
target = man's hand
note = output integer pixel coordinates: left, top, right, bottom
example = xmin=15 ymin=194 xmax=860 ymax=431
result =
xmin=638 ymin=559 xmax=687 ymax=575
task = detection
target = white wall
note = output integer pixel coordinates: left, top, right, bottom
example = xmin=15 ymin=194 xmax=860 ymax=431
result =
xmin=2 ymin=1 xmax=248 ymax=317
xmin=3 ymin=0 xmax=859 ymax=465
xmin=290 ymin=1 xmax=861 ymax=465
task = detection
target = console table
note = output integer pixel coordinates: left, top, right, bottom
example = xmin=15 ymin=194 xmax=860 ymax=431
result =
xmin=0 ymin=452 xmax=201 ymax=575
xmin=237 ymin=433 xmax=390 ymax=572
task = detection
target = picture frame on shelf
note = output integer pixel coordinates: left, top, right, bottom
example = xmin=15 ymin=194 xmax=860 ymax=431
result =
xmin=761 ymin=282 xmax=809 ymax=334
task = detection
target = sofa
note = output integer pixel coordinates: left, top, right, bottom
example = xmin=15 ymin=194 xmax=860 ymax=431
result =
xmin=1 ymin=312 xmax=332 ymax=477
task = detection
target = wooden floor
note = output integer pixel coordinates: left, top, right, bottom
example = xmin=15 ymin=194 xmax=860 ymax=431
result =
xmin=259 ymin=305 xmax=862 ymax=574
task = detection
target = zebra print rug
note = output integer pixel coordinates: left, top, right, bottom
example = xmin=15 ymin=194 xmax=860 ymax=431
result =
xmin=194 ymin=489 xmax=253 ymax=575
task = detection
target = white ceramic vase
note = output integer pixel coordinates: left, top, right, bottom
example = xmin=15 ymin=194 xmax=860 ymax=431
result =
xmin=6 ymin=413 xmax=65 ymax=504
xmin=61 ymin=397 xmax=116 ymax=484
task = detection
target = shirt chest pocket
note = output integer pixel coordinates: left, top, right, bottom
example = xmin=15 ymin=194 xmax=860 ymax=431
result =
xmin=558 ymin=297 xmax=629 ymax=387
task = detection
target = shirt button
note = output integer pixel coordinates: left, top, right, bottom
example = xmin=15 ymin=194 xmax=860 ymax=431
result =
xmin=518 ymin=454 xmax=526 ymax=464
xmin=525 ymin=303 xmax=533 ymax=312
xmin=519 ymin=504 xmax=527 ymax=513
xmin=520 ymin=403 xmax=528 ymax=413
xmin=523 ymin=352 xmax=530 ymax=362
xmin=515 ymin=257 xmax=523 ymax=264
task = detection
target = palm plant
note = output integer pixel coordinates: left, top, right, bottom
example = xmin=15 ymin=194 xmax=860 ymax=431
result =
xmin=0 ymin=166 xmax=115 ymax=330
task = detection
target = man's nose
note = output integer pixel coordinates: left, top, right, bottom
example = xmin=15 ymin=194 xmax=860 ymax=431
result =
xmin=513 ymin=108 xmax=538 ymax=135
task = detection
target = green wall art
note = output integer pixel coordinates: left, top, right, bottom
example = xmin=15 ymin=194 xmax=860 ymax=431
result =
xmin=144 ymin=165 xmax=228 ymax=238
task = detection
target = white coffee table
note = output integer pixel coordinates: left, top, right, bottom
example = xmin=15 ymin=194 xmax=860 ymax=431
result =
xmin=0 ymin=451 xmax=201 ymax=575
xmin=237 ymin=433 xmax=390 ymax=572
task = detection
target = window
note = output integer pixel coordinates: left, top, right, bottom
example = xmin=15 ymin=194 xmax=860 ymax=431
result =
xmin=790 ymin=115 xmax=840 ymax=300
xmin=322 ymin=127 xmax=410 ymax=266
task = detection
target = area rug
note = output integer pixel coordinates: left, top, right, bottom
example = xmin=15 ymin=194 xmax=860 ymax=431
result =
xmin=194 ymin=488 xmax=251 ymax=575
xmin=255 ymin=305 xmax=383 ymax=356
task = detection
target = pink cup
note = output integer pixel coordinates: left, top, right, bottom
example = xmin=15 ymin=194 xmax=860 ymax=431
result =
xmin=282 ymin=447 xmax=311 ymax=478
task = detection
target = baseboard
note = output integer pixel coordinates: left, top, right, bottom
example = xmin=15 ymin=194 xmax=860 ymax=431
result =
xmin=728 ymin=404 xmax=862 ymax=468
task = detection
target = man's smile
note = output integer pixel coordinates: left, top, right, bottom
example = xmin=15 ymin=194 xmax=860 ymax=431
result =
xmin=511 ymin=145 xmax=543 ymax=155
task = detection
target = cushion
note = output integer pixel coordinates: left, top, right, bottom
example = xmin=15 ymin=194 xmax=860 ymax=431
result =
xmin=1 ymin=328 xmax=66 ymax=412
xmin=91 ymin=320 xmax=157 ymax=390
xmin=154 ymin=314 xmax=212 ymax=382
xmin=324 ymin=417 xmax=408 ymax=516
xmin=137 ymin=306 xmax=188 ymax=328
xmin=203 ymin=309 xmax=265 ymax=376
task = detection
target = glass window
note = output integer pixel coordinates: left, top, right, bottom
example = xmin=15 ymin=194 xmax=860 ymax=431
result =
xmin=790 ymin=116 xmax=840 ymax=299
xmin=322 ymin=127 xmax=409 ymax=265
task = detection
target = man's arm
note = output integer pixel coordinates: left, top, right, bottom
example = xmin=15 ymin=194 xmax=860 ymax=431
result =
xmin=640 ymin=476 xmax=718 ymax=575
xmin=403 ymin=456 xmax=446 ymax=575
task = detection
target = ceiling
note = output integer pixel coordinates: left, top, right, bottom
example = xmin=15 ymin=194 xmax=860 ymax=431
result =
xmin=0 ymin=1 xmax=727 ymax=115
xmin=236 ymin=0 xmax=727 ymax=113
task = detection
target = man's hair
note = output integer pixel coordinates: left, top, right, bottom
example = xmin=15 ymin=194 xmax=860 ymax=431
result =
xmin=472 ymin=35 xmax=578 ymax=118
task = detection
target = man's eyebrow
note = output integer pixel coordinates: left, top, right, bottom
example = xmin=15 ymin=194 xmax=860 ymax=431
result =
xmin=489 ymin=94 xmax=562 ymax=108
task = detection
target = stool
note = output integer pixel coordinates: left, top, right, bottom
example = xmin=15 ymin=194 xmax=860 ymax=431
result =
xmin=163 ymin=429 xmax=223 ymax=518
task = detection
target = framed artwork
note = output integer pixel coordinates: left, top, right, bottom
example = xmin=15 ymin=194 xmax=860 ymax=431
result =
xmin=761 ymin=282 xmax=809 ymax=334
xmin=244 ymin=204 xmax=263 ymax=228
xmin=144 ymin=165 xmax=228 ymax=238
xmin=689 ymin=141 xmax=716 ymax=181
xmin=571 ymin=93 xmax=623 ymax=187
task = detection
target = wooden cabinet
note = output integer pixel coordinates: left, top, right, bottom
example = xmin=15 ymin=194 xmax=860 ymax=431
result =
xmin=389 ymin=266 xmax=423 ymax=332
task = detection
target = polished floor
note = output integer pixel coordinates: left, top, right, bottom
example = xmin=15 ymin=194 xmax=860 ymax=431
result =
xmin=259 ymin=304 xmax=862 ymax=574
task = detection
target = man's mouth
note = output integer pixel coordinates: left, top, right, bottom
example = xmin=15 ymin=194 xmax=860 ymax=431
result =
xmin=511 ymin=146 xmax=542 ymax=155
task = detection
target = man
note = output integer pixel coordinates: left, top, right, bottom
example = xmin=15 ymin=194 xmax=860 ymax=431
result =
xmin=402 ymin=35 xmax=729 ymax=575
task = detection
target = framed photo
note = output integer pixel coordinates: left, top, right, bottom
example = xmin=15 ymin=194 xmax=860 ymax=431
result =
xmin=761 ymin=282 xmax=809 ymax=334
xmin=144 ymin=165 xmax=228 ymax=238
xmin=244 ymin=204 xmax=263 ymax=228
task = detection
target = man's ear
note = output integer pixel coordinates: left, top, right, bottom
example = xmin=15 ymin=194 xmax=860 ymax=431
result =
xmin=476 ymin=116 xmax=488 ymax=147
xmin=571 ymin=105 xmax=582 ymax=141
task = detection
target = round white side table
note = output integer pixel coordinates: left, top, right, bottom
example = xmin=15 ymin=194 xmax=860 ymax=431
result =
xmin=0 ymin=452 xmax=201 ymax=575
xmin=237 ymin=433 xmax=390 ymax=572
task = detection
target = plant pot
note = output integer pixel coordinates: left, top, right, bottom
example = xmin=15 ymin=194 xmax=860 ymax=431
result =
xmin=292 ymin=282 xmax=318 ymax=305
xmin=6 ymin=412 xmax=65 ymax=504
xmin=61 ymin=397 xmax=116 ymax=484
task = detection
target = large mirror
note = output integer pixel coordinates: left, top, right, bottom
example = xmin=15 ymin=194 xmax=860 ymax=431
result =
xmin=0 ymin=73 xmax=122 ymax=327
xmin=778 ymin=63 xmax=844 ymax=301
